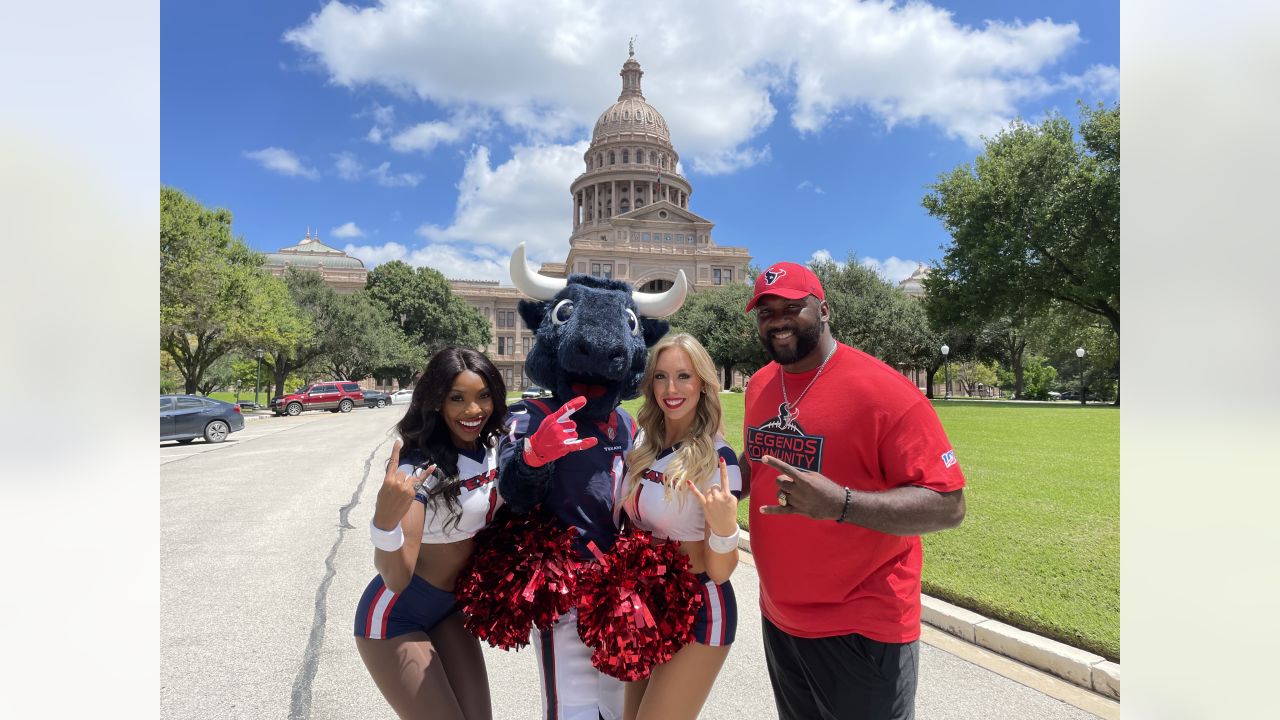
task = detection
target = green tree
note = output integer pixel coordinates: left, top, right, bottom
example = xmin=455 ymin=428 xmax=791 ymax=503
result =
xmin=160 ymin=352 xmax=184 ymax=394
xmin=320 ymin=291 xmax=424 ymax=381
xmin=922 ymin=103 xmax=1120 ymax=338
xmin=260 ymin=269 xmax=332 ymax=398
xmin=668 ymin=283 xmax=769 ymax=387
xmin=952 ymin=360 xmax=1000 ymax=397
xmin=809 ymin=256 xmax=938 ymax=370
xmin=998 ymin=354 xmax=1058 ymax=400
xmin=365 ymin=261 xmax=490 ymax=371
xmin=196 ymin=355 xmax=238 ymax=396
xmin=161 ymin=186 xmax=274 ymax=394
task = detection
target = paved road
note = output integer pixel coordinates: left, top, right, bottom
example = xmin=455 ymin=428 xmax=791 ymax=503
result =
xmin=161 ymin=408 xmax=1115 ymax=719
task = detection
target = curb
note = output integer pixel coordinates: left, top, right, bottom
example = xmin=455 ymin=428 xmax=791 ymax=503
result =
xmin=736 ymin=529 xmax=1119 ymax=700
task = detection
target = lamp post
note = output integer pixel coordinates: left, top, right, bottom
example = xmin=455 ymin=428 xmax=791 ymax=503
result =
xmin=1075 ymin=346 xmax=1086 ymax=406
xmin=254 ymin=349 xmax=264 ymax=407
xmin=941 ymin=344 xmax=951 ymax=399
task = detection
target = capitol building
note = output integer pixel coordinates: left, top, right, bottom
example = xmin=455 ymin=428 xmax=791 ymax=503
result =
xmin=450 ymin=48 xmax=753 ymax=391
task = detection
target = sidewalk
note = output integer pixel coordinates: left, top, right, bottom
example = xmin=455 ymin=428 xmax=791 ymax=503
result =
xmin=736 ymin=529 xmax=1120 ymax=701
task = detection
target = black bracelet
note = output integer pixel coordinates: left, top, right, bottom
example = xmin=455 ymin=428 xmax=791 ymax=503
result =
xmin=837 ymin=487 xmax=852 ymax=523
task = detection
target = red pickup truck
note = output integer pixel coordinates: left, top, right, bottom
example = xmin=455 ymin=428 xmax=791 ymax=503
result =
xmin=270 ymin=381 xmax=365 ymax=416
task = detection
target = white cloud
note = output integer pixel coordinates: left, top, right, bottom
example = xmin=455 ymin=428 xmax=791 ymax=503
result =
xmin=244 ymin=146 xmax=319 ymax=179
xmin=333 ymin=151 xmax=364 ymax=180
xmin=796 ymin=180 xmax=825 ymax=194
xmin=284 ymin=1 xmax=1112 ymax=165
xmin=332 ymin=151 xmax=422 ymax=187
xmin=691 ymin=145 xmax=772 ymax=176
xmin=390 ymin=110 xmax=491 ymax=154
xmin=859 ymin=256 xmax=923 ymax=284
xmin=1058 ymin=64 xmax=1120 ymax=97
xmin=360 ymin=102 xmax=396 ymax=143
xmin=331 ymin=221 xmax=365 ymax=238
xmin=417 ymin=141 xmax=589 ymax=265
xmin=343 ymin=240 xmax=509 ymax=282
xmin=809 ymin=249 xmax=922 ymax=284
xmin=370 ymin=161 xmax=423 ymax=187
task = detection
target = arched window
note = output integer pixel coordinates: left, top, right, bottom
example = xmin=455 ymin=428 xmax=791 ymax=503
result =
xmin=637 ymin=149 xmax=645 ymax=164
xmin=622 ymin=149 xmax=629 ymax=164
xmin=609 ymin=151 xmax=616 ymax=165
xmin=623 ymin=110 xmax=629 ymax=120
xmin=596 ymin=154 xmax=603 ymax=168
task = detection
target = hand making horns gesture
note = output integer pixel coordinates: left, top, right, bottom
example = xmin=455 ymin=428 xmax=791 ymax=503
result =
xmin=522 ymin=395 xmax=599 ymax=467
xmin=685 ymin=457 xmax=739 ymax=538
xmin=371 ymin=440 xmax=436 ymax=532
xmin=757 ymin=454 xmax=845 ymax=521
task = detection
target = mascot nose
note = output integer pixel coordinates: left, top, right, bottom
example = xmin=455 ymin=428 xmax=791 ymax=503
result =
xmin=575 ymin=339 xmax=626 ymax=368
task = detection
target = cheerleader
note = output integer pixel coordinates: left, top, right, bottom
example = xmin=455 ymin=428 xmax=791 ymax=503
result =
xmin=354 ymin=348 xmax=508 ymax=720
xmin=619 ymin=334 xmax=743 ymax=720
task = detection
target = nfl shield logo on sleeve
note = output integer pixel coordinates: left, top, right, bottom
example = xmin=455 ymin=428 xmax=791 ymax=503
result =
xmin=941 ymin=450 xmax=957 ymax=468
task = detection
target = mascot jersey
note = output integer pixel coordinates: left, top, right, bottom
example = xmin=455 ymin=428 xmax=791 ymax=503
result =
xmin=498 ymin=397 xmax=637 ymax=557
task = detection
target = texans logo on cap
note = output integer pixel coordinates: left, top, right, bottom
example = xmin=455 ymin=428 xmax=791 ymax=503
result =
xmin=763 ymin=268 xmax=787 ymax=285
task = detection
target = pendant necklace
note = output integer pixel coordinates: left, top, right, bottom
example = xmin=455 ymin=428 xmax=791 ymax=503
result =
xmin=779 ymin=343 xmax=838 ymax=422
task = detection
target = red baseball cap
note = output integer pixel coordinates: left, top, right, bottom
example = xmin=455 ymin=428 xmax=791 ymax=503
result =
xmin=745 ymin=262 xmax=825 ymax=312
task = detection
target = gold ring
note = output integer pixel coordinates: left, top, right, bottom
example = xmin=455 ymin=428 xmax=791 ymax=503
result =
xmin=777 ymin=490 xmax=789 ymax=507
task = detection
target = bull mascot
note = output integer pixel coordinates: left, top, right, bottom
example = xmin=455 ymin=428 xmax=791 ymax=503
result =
xmin=502 ymin=242 xmax=686 ymax=720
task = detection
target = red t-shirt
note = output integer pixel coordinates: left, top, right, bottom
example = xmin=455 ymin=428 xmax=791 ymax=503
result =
xmin=744 ymin=343 xmax=966 ymax=643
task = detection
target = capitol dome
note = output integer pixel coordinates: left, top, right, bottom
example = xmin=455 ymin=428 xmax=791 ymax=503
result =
xmin=590 ymin=54 xmax=672 ymax=146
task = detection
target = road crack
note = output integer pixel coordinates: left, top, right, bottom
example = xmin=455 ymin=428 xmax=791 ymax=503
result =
xmin=288 ymin=437 xmax=389 ymax=719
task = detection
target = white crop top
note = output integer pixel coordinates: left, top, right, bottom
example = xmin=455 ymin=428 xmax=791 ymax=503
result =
xmin=400 ymin=445 xmax=501 ymax=543
xmin=624 ymin=436 xmax=742 ymax=542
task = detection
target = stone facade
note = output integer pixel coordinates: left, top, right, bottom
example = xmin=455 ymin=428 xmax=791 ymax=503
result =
xmin=449 ymin=49 xmax=752 ymax=390
xmin=449 ymin=280 xmax=540 ymax=390
xmin=262 ymin=230 xmax=368 ymax=293
xmin=898 ymin=263 xmax=929 ymax=300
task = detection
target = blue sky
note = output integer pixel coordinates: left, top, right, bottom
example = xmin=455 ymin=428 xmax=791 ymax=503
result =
xmin=161 ymin=0 xmax=1118 ymax=285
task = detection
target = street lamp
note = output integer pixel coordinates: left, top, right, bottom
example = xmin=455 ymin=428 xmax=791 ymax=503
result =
xmin=941 ymin=344 xmax=951 ymax=400
xmin=1075 ymin=346 xmax=1086 ymax=406
xmin=254 ymin=349 xmax=264 ymax=407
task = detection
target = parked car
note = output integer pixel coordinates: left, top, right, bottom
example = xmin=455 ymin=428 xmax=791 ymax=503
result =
xmin=363 ymin=389 xmax=392 ymax=409
xmin=161 ymin=394 xmax=245 ymax=444
xmin=391 ymin=388 xmax=415 ymax=405
xmin=1046 ymin=391 xmax=1062 ymax=401
xmin=237 ymin=401 xmax=262 ymax=410
xmin=521 ymin=386 xmax=551 ymax=399
xmin=270 ymin=381 xmax=365 ymax=416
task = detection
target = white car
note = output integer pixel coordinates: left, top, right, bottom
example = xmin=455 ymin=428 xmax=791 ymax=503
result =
xmin=391 ymin=388 xmax=415 ymax=404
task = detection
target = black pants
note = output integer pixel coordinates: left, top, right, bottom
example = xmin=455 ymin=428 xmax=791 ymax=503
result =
xmin=762 ymin=615 xmax=919 ymax=720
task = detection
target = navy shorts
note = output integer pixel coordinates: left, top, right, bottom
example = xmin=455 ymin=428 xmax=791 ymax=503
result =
xmin=354 ymin=574 xmax=457 ymax=640
xmin=691 ymin=573 xmax=736 ymax=647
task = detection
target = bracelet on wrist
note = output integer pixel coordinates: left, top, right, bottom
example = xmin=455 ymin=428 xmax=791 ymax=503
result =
xmin=369 ymin=519 xmax=404 ymax=552
xmin=836 ymin=487 xmax=852 ymax=523
xmin=707 ymin=527 xmax=739 ymax=554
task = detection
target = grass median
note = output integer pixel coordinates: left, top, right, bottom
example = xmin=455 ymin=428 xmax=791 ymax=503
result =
xmin=623 ymin=393 xmax=1120 ymax=661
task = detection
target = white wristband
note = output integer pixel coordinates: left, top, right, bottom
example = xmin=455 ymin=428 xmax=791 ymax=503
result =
xmin=369 ymin=520 xmax=404 ymax=552
xmin=707 ymin=527 xmax=739 ymax=554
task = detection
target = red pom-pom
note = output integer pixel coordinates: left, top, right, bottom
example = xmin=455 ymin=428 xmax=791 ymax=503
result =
xmin=575 ymin=530 xmax=703 ymax=681
xmin=455 ymin=508 xmax=579 ymax=650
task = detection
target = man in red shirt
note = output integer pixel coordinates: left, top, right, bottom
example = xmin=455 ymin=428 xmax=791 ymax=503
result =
xmin=743 ymin=261 xmax=966 ymax=720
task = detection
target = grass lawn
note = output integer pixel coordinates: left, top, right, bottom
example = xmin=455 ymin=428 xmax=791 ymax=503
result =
xmin=206 ymin=391 xmax=248 ymax=405
xmin=623 ymin=394 xmax=1119 ymax=661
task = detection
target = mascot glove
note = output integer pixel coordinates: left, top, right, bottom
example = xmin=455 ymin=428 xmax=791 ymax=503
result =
xmin=522 ymin=395 xmax=599 ymax=468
